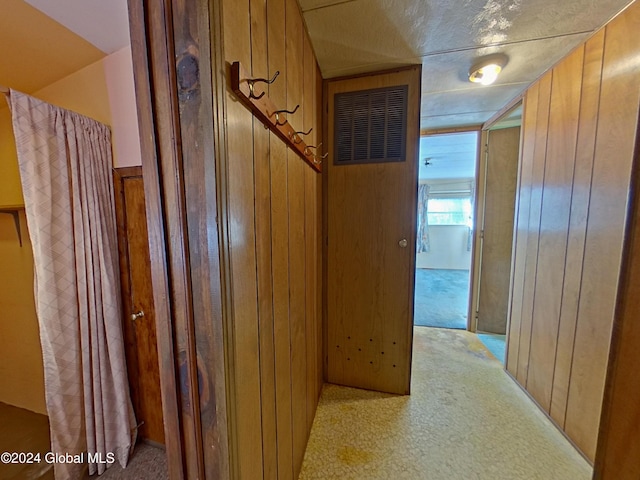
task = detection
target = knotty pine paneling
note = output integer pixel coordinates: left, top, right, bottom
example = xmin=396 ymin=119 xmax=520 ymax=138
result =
xmin=222 ymin=0 xmax=323 ymax=478
xmin=506 ymin=1 xmax=640 ymax=462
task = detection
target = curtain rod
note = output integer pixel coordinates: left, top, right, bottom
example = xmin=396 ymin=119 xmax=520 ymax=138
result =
xmin=1 ymin=86 xmax=12 ymax=111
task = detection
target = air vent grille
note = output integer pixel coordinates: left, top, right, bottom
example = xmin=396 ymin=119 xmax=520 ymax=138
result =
xmin=334 ymin=85 xmax=408 ymax=165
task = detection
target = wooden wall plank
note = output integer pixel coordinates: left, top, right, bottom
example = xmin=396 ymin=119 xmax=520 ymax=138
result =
xmin=223 ymin=0 xmax=264 ymax=477
xmin=221 ymin=0 xmax=322 ymax=476
xmin=250 ymin=0 xmax=278 ymax=477
xmin=303 ymin=34 xmax=318 ymax=435
xmin=516 ymin=72 xmax=552 ymax=386
xmin=266 ymin=0 xmax=294 ymax=477
xmin=565 ymin=4 xmax=640 ymax=460
xmin=316 ymin=64 xmax=324 ymax=395
xmin=550 ymin=30 xmax=605 ymax=427
xmin=285 ymin=0 xmax=308 ymax=475
xmin=508 ymin=1 xmax=640 ymax=462
xmin=506 ymin=83 xmax=539 ymax=376
xmin=595 ymin=101 xmax=640 ymax=480
xmin=527 ymin=47 xmax=584 ymax=411
xmin=128 ymin=1 xmax=212 ymax=476
xmin=172 ymin=0 xmax=235 ymax=475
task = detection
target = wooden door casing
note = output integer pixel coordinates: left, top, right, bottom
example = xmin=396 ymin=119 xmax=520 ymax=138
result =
xmin=477 ymin=126 xmax=520 ymax=334
xmin=114 ymin=166 xmax=164 ymax=444
xmin=326 ymin=67 xmax=421 ymax=395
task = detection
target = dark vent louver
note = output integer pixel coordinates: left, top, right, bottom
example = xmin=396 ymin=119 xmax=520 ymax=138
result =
xmin=334 ymin=85 xmax=408 ymax=165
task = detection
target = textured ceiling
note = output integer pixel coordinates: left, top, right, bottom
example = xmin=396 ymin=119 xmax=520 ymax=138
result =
xmin=300 ymin=0 xmax=635 ymax=129
xmin=419 ymin=131 xmax=478 ymax=181
xmin=2 ymin=0 xmax=634 ymax=131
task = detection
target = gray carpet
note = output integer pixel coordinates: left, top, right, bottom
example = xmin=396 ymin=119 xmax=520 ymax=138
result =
xmin=414 ymin=268 xmax=470 ymax=329
xmin=86 ymin=443 xmax=168 ymax=480
xmin=477 ymin=333 xmax=507 ymax=363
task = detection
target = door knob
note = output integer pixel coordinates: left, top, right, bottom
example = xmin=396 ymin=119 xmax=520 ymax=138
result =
xmin=131 ymin=310 xmax=145 ymax=321
xmin=398 ymin=238 xmax=408 ymax=248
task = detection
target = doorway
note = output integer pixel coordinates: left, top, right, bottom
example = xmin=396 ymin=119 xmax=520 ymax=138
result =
xmin=473 ymin=103 xmax=522 ymax=364
xmin=414 ymin=131 xmax=478 ymax=331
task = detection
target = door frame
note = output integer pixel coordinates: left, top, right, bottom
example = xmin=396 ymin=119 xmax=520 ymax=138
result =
xmin=127 ymin=0 xmax=232 ymax=478
xmin=418 ymin=126 xmax=482 ymax=333
xmin=469 ymin=97 xmax=524 ymax=334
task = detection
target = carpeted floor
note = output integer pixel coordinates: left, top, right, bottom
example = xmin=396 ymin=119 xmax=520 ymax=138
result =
xmin=299 ymin=327 xmax=591 ymax=479
xmin=0 ymin=402 xmax=53 ymax=480
xmin=414 ymin=269 xmax=470 ymax=329
xmin=0 ymin=401 xmax=167 ymax=480
xmin=476 ymin=333 xmax=506 ymax=364
xmin=85 ymin=443 xmax=168 ymax=480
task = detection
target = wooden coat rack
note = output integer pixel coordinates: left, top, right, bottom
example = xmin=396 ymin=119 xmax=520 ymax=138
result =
xmin=230 ymin=62 xmax=324 ymax=172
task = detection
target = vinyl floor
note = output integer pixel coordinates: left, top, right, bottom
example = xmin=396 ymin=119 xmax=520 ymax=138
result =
xmin=299 ymin=327 xmax=592 ymax=480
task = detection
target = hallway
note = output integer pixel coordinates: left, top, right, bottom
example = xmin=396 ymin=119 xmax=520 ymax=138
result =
xmin=299 ymin=327 xmax=590 ymax=479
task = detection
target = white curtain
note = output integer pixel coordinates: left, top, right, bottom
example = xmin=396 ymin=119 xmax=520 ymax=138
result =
xmin=10 ymin=90 xmax=136 ymax=478
xmin=417 ymin=183 xmax=430 ymax=253
xmin=467 ymin=181 xmax=475 ymax=252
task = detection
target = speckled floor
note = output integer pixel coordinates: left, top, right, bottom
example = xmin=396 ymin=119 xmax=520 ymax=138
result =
xmin=299 ymin=327 xmax=591 ymax=480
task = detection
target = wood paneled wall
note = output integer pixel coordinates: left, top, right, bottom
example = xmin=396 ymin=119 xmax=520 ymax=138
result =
xmin=506 ymin=1 xmax=640 ymax=462
xmin=222 ymin=0 xmax=323 ymax=478
xmin=595 ymin=107 xmax=640 ymax=479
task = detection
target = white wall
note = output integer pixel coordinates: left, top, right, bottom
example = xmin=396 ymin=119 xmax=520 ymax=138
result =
xmin=416 ymin=225 xmax=472 ymax=270
xmin=103 ymin=45 xmax=143 ymax=167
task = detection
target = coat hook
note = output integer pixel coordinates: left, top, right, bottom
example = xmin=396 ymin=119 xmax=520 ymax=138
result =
xmin=289 ymin=127 xmax=313 ymax=144
xmin=271 ymin=105 xmax=299 ymax=126
xmin=313 ymin=152 xmax=328 ymax=165
xmin=304 ymin=142 xmax=323 ymax=156
xmin=247 ymin=70 xmax=280 ymax=100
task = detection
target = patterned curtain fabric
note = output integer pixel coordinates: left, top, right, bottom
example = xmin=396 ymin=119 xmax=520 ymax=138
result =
xmin=416 ymin=183 xmax=431 ymax=253
xmin=10 ymin=90 xmax=136 ymax=478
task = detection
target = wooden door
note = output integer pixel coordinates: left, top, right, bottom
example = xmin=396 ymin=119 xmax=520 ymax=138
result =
xmin=114 ymin=167 xmax=164 ymax=444
xmin=326 ymin=67 xmax=420 ymax=395
xmin=476 ymin=127 xmax=520 ymax=334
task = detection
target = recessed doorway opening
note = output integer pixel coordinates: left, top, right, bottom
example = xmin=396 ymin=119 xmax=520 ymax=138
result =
xmin=414 ymin=131 xmax=478 ymax=331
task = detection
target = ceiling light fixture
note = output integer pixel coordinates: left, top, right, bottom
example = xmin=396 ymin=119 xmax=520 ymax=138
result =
xmin=469 ymin=54 xmax=508 ymax=85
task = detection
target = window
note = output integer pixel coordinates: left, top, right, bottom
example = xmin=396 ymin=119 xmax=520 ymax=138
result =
xmin=426 ymin=197 xmax=473 ymax=227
